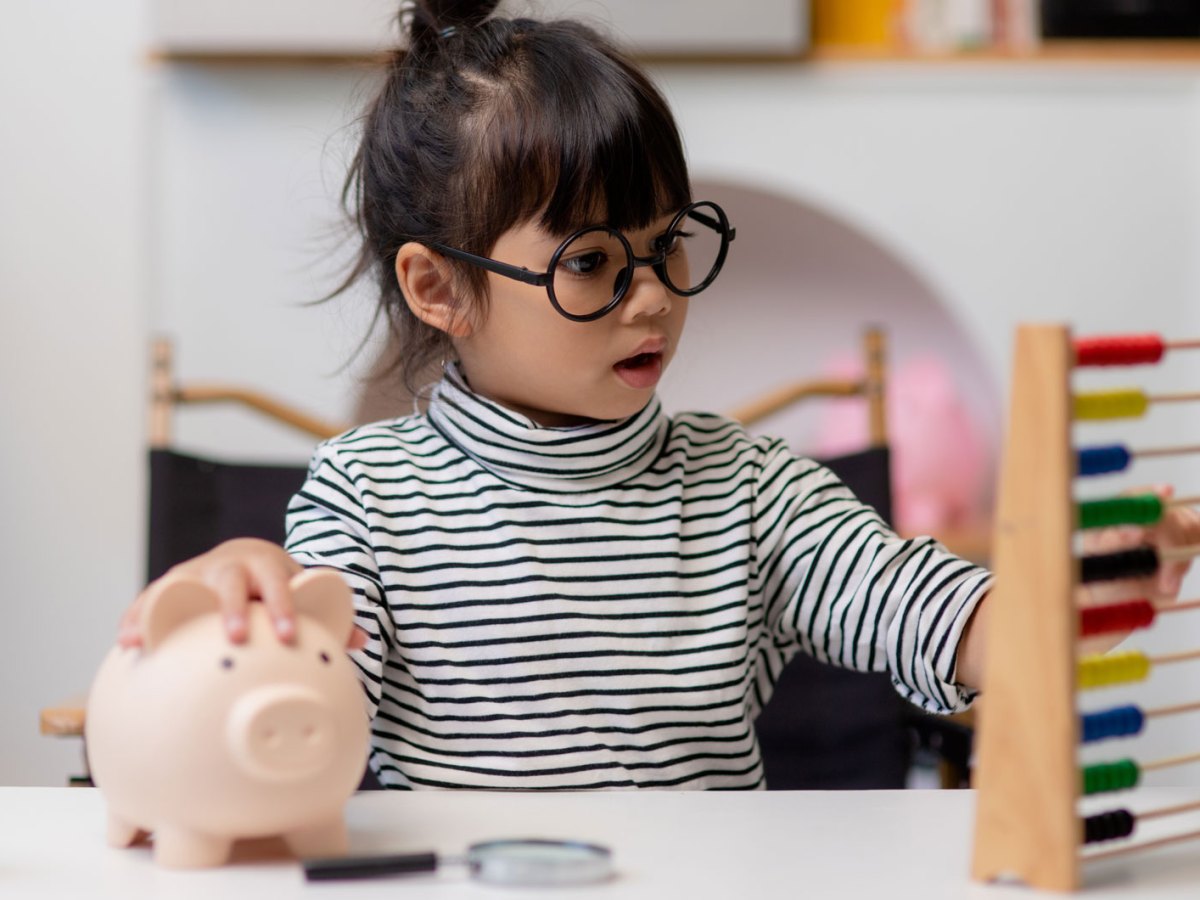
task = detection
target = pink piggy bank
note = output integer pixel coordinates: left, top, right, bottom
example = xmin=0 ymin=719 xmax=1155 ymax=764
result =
xmin=85 ymin=569 xmax=370 ymax=868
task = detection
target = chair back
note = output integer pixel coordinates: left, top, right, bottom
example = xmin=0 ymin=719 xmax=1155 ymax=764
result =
xmin=147 ymin=449 xmax=308 ymax=582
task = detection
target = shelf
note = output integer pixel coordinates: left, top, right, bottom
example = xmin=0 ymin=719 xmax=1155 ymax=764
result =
xmin=147 ymin=39 xmax=1200 ymax=68
xmin=807 ymin=39 xmax=1200 ymax=66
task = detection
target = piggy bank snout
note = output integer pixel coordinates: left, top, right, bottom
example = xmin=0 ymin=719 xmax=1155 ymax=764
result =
xmin=226 ymin=685 xmax=338 ymax=783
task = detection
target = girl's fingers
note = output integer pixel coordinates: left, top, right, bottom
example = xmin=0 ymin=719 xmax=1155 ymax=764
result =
xmin=348 ymin=626 xmax=369 ymax=651
xmin=209 ymin=564 xmax=252 ymax=644
xmin=248 ymin=557 xmax=300 ymax=644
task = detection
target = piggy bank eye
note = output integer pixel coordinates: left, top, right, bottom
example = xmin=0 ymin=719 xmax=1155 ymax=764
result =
xmin=221 ymin=657 xmax=235 ymax=670
xmin=319 ymin=651 xmax=331 ymax=665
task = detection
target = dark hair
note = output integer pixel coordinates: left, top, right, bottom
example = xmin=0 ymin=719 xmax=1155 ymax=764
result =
xmin=336 ymin=0 xmax=692 ymax=391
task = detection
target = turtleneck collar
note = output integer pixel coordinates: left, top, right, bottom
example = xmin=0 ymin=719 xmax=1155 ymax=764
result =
xmin=425 ymin=364 xmax=669 ymax=492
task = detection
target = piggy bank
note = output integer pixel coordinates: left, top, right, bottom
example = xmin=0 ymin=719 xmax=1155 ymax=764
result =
xmin=85 ymin=569 xmax=370 ymax=868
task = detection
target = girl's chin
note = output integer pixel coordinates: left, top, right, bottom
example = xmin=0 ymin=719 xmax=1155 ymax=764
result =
xmin=521 ymin=394 xmax=652 ymax=427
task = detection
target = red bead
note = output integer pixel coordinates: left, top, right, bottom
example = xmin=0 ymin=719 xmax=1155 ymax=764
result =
xmin=1080 ymin=599 xmax=1156 ymax=637
xmin=1074 ymin=334 xmax=1165 ymax=367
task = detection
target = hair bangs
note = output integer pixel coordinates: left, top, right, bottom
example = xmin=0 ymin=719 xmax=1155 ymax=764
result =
xmin=465 ymin=25 xmax=691 ymax=248
xmin=536 ymin=36 xmax=690 ymax=236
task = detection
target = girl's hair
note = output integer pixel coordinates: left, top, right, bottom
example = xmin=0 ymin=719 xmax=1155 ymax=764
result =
xmin=338 ymin=0 xmax=692 ymax=391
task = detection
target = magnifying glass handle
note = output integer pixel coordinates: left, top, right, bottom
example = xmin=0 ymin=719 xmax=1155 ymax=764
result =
xmin=303 ymin=851 xmax=440 ymax=881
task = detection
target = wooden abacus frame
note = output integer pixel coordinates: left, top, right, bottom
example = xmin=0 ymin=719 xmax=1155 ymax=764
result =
xmin=971 ymin=323 xmax=1081 ymax=890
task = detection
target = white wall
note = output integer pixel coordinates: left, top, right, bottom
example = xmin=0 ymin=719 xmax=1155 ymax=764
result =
xmin=1 ymin=1 xmax=148 ymax=784
xmin=6 ymin=16 xmax=1200 ymax=785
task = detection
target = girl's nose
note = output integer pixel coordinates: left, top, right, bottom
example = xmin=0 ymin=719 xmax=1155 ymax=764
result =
xmin=619 ymin=267 xmax=672 ymax=321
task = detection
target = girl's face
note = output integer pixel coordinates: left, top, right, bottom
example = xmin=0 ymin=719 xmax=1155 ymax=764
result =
xmin=453 ymin=211 xmax=689 ymax=426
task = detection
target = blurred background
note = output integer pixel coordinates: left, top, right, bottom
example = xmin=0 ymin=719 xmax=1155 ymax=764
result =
xmin=4 ymin=0 xmax=1200 ymax=786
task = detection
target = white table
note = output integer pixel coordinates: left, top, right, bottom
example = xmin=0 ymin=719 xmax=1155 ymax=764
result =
xmin=6 ymin=787 xmax=1200 ymax=898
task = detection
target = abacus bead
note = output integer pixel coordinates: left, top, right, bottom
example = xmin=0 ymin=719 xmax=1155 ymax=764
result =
xmin=1083 ymin=809 xmax=1136 ymax=844
xmin=1077 ymin=445 xmax=1131 ymax=477
xmin=1080 ymin=706 xmax=1145 ymax=743
xmin=1074 ymin=390 xmax=1149 ymax=421
xmin=1080 ymin=547 xmax=1159 ymax=584
xmin=1078 ymin=495 xmax=1164 ymax=530
xmin=1074 ymin=334 xmax=1166 ymax=367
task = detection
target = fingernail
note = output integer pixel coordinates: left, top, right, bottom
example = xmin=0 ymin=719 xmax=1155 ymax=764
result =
xmin=275 ymin=617 xmax=294 ymax=640
xmin=226 ymin=614 xmax=246 ymax=634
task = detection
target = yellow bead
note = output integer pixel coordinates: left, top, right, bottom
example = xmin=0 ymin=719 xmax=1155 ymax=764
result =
xmin=1073 ymin=390 xmax=1149 ymax=421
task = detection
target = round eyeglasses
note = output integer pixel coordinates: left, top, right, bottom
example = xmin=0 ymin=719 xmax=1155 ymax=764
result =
xmin=428 ymin=200 xmax=736 ymax=322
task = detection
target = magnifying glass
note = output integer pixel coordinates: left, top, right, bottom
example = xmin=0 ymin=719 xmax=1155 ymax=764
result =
xmin=303 ymin=838 xmax=614 ymax=886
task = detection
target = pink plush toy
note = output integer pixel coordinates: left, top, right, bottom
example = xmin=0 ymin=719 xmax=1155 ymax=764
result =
xmin=813 ymin=353 xmax=991 ymax=535
xmin=85 ymin=569 xmax=370 ymax=868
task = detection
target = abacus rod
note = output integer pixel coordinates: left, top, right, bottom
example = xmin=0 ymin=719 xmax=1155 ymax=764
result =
xmin=1166 ymin=338 xmax=1200 ymax=351
xmin=1077 ymin=597 xmax=1200 ymax=614
xmin=1145 ymin=698 xmax=1200 ymax=719
xmin=1135 ymin=443 xmax=1200 ymax=459
xmin=1133 ymin=798 xmax=1200 ymax=822
xmin=1148 ymin=391 xmax=1200 ymax=405
xmin=1133 ymin=443 xmax=1200 ymax=460
xmin=1082 ymin=827 xmax=1200 ymax=863
xmin=1169 ymin=495 xmax=1200 ymax=509
xmin=1149 ymin=647 xmax=1200 ymax=667
xmin=1153 ymin=598 xmax=1200 ymax=615
xmin=1141 ymin=750 xmax=1200 ymax=773
xmin=1160 ymin=543 xmax=1200 ymax=563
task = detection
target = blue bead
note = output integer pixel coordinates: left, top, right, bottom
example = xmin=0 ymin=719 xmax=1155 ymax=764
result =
xmin=1081 ymin=705 xmax=1144 ymax=743
xmin=1077 ymin=445 xmax=1131 ymax=477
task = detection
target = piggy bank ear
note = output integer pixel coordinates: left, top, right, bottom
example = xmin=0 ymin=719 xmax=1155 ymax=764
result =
xmin=140 ymin=578 xmax=220 ymax=652
xmin=290 ymin=569 xmax=355 ymax=644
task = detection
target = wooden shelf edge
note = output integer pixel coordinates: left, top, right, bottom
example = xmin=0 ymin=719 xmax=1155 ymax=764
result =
xmin=147 ymin=39 xmax=1200 ymax=67
xmin=808 ymin=39 xmax=1200 ymax=65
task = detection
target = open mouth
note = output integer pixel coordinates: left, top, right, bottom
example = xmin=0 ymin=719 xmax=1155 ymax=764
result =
xmin=613 ymin=351 xmax=664 ymax=389
xmin=616 ymin=352 xmax=659 ymax=370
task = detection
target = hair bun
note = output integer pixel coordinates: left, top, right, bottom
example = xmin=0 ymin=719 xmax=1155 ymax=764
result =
xmin=406 ymin=0 xmax=503 ymax=46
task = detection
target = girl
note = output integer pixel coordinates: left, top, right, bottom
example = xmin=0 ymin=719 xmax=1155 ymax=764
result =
xmin=119 ymin=0 xmax=1199 ymax=789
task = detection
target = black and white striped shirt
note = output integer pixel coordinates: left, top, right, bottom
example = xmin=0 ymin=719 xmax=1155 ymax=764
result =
xmin=285 ymin=366 xmax=991 ymax=790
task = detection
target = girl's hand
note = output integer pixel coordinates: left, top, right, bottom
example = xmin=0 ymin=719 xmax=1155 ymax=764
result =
xmin=1078 ymin=484 xmax=1200 ymax=654
xmin=116 ymin=538 xmax=368 ymax=651
xmin=1145 ymin=485 xmax=1200 ymax=598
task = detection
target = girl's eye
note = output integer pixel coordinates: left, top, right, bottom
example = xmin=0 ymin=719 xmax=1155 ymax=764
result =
xmin=559 ymin=250 xmax=607 ymax=276
xmin=653 ymin=231 xmax=692 ymax=255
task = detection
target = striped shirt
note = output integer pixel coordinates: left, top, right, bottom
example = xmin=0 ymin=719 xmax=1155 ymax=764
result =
xmin=285 ymin=366 xmax=991 ymax=790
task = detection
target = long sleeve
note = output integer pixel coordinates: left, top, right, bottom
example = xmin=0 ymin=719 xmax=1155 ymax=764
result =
xmin=751 ymin=439 xmax=992 ymax=714
xmin=284 ymin=438 xmax=394 ymax=721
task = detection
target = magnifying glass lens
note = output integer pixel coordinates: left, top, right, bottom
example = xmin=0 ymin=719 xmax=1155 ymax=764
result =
xmin=467 ymin=839 xmax=613 ymax=886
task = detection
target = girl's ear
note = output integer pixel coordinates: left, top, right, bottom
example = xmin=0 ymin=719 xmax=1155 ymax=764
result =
xmin=395 ymin=243 xmax=474 ymax=337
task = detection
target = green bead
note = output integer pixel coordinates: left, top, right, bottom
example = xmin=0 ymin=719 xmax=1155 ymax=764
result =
xmin=1081 ymin=759 xmax=1140 ymax=796
xmin=1078 ymin=494 xmax=1164 ymax=530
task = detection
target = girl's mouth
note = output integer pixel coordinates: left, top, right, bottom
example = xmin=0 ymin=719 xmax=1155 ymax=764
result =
xmin=613 ymin=351 xmax=664 ymax=389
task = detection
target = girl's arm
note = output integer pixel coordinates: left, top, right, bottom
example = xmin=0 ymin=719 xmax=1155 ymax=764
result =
xmin=753 ymin=443 xmax=992 ymax=715
xmin=952 ymin=488 xmax=1200 ymax=693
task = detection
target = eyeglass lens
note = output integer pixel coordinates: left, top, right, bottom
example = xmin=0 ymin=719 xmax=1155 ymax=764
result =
xmin=549 ymin=202 xmax=728 ymax=318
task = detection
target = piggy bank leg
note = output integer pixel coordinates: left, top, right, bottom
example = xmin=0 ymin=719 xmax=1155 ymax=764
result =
xmin=153 ymin=825 xmax=233 ymax=868
xmin=106 ymin=811 xmax=147 ymax=848
xmin=283 ymin=815 xmax=349 ymax=858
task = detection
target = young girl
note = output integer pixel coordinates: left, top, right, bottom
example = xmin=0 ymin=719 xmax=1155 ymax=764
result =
xmin=119 ymin=0 xmax=1199 ymax=790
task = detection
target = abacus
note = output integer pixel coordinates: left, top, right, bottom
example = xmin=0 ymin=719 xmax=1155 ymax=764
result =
xmin=971 ymin=324 xmax=1200 ymax=891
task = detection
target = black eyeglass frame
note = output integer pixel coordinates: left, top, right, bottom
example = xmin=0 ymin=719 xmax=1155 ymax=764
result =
xmin=427 ymin=200 xmax=736 ymax=323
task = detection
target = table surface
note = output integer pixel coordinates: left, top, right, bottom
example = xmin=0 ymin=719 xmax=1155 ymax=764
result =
xmin=6 ymin=787 xmax=1200 ymax=899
